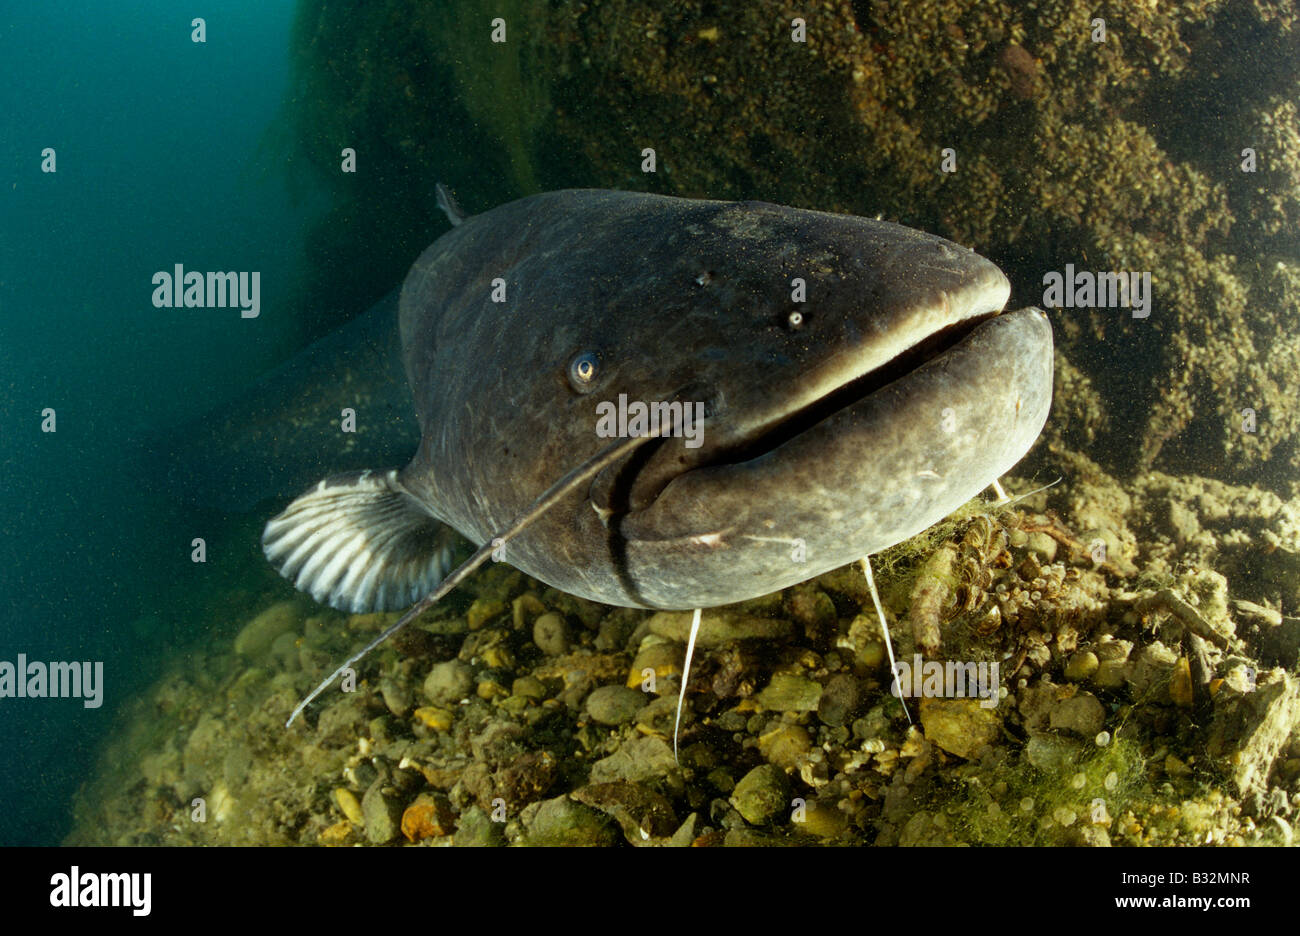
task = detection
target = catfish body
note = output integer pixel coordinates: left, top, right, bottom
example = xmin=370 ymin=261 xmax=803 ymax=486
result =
xmin=264 ymin=190 xmax=1052 ymax=613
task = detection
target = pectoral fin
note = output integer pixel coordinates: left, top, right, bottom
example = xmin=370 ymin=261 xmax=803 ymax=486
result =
xmin=262 ymin=469 xmax=460 ymax=612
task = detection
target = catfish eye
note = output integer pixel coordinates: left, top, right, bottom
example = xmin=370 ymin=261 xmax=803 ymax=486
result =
xmin=568 ymin=352 xmax=599 ymax=392
xmin=786 ymin=310 xmax=804 ymax=330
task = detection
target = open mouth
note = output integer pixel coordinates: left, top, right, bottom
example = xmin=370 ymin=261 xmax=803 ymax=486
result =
xmin=591 ymin=307 xmax=1003 ymax=513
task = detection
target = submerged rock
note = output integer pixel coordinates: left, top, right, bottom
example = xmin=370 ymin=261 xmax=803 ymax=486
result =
xmin=361 ymin=781 xmax=401 ymax=844
xmin=423 ymin=660 xmax=474 ymax=705
xmin=233 ymin=601 xmax=301 ymax=657
xmin=730 ymin=765 xmax=790 ymax=826
xmin=585 ymin=685 xmax=645 ymax=727
xmin=519 ymin=795 xmax=618 ymax=846
xmin=1207 ymin=670 xmax=1300 ymax=796
xmin=920 ymin=698 xmax=1002 ymax=759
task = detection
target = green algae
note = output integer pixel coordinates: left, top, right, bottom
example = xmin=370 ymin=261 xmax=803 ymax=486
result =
xmin=923 ymin=734 xmax=1152 ymax=846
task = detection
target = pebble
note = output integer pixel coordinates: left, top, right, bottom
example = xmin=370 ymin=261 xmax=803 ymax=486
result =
xmin=361 ymin=781 xmax=401 ymax=844
xmin=1221 ymin=661 xmax=1257 ymax=694
xmin=532 ymin=611 xmax=570 ymax=655
xmin=997 ymin=42 xmax=1041 ymax=99
xmin=298 ymin=645 xmax=330 ymax=673
xmin=367 ymin=716 xmax=392 ymax=746
xmin=1127 ymin=642 xmax=1179 ymax=697
xmin=852 ymin=706 xmax=890 ymax=742
xmin=634 ymin=696 xmax=680 ymax=736
xmin=1026 ymin=531 xmax=1057 ymax=562
xmin=401 ymin=794 xmax=456 ymax=841
xmin=757 ymin=722 xmax=812 ymax=770
xmin=1074 ymin=826 xmax=1111 ymax=847
xmin=714 ymin=709 xmax=748 ymax=732
xmin=595 ymin=609 xmax=637 ymax=651
xmin=797 ymin=801 xmax=848 ymax=838
xmin=511 ymin=592 xmax=547 ymax=630
xmin=413 ymin=706 xmax=453 ymax=731
xmin=301 ymin=614 xmax=333 ymax=648
xmin=453 ymin=805 xmax=504 ymax=847
xmin=499 ymin=694 xmax=529 ymax=716
xmin=590 ymin=736 xmax=677 ymax=784
xmin=585 ymin=685 xmax=645 ymax=726
xmin=1064 ymin=650 xmax=1099 ymax=682
xmin=571 ymin=781 xmax=679 ymax=842
xmin=755 ymin=674 xmax=823 ymax=712
xmin=380 ymin=678 xmax=412 ymax=717
xmin=344 ymin=760 xmax=377 ymax=793
xmin=234 ymin=601 xmax=301 ymax=657
xmin=1093 ymin=638 xmax=1133 ymax=689
xmin=1025 ymin=734 xmax=1083 ymax=771
xmin=845 ymin=614 xmax=887 ymax=669
xmin=786 ymin=587 xmax=836 ymax=633
xmin=511 ymin=675 xmax=547 ymax=700
xmin=729 ymin=764 xmax=790 ymax=825
xmin=423 ymin=660 xmax=474 ymax=705
xmin=333 ymin=787 xmax=364 ymax=825
xmin=1049 ymin=692 xmax=1106 ymax=737
xmin=1206 ymin=669 xmax=1299 ymax=795
xmin=269 ymin=631 xmax=300 ymax=669
xmin=817 ymin=674 xmax=861 ymax=727
xmin=920 ymin=698 xmax=1001 ymax=759
xmin=520 ymin=795 xmax=619 ymax=846
xmin=316 ymin=696 xmax=369 ymax=746
xmin=707 ymin=768 xmax=735 ymax=794
xmin=626 ymin=636 xmax=681 ymax=689
xmin=467 ymin=597 xmax=507 ymax=631
xmin=318 ymin=820 xmax=354 ymax=846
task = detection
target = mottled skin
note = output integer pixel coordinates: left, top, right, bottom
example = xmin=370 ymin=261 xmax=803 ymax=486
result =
xmin=397 ymin=189 xmax=1052 ymax=609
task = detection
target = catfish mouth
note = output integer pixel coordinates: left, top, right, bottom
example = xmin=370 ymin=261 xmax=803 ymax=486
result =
xmin=712 ymin=308 xmax=1001 ymax=466
xmin=592 ymin=306 xmax=1003 ymax=514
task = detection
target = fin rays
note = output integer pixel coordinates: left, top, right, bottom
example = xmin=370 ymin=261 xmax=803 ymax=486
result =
xmin=262 ymin=469 xmax=453 ymax=613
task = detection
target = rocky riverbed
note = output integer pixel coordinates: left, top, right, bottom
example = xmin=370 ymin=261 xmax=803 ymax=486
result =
xmin=66 ymin=447 xmax=1300 ymax=846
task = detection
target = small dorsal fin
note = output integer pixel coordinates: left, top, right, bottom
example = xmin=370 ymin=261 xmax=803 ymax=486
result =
xmin=435 ymin=182 xmax=465 ymax=227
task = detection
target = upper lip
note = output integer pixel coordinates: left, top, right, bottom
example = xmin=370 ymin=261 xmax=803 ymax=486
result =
xmin=706 ymin=306 xmax=1003 ymax=467
xmin=591 ymin=284 xmax=1008 ymax=514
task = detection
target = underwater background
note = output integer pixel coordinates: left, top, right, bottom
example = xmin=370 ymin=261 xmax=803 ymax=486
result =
xmin=0 ymin=1 xmax=308 ymax=845
xmin=2 ymin=0 xmax=1298 ymax=846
